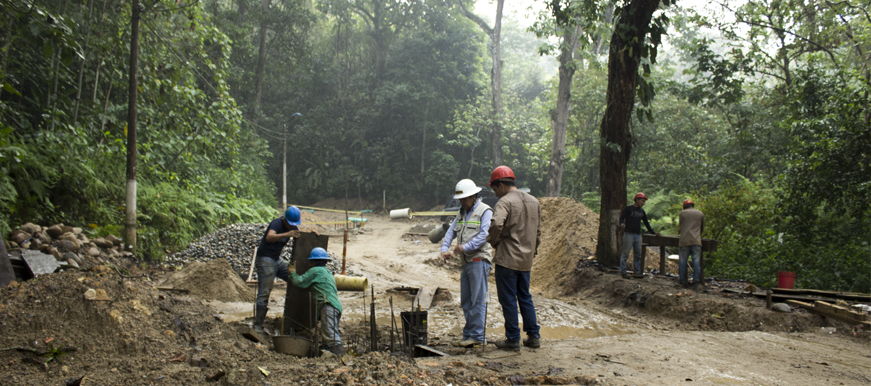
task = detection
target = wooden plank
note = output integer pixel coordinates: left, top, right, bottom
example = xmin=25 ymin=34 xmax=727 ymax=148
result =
xmin=785 ymin=299 xmax=814 ymax=309
xmin=814 ymin=301 xmax=869 ymax=324
xmin=772 ymin=288 xmax=871 ymax=303
xmin=414 ymin=285 xmax=439 ymax=310
xmin=641 ymin=234 xmax=718 ymax=252
xmin=723 ymin=288 xmax=868 ymax=305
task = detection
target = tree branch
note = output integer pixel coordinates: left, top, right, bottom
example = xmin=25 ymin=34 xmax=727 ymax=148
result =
xmin=456 ymin=0 xmax=493 ymax=36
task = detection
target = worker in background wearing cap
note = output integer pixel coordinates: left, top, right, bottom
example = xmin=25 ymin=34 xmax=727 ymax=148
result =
xmin=618 ymin=193 xmax=659 ymax=279
xmin=252 ymin=206 xmax=302 ymax=334
xmin=679 ymin=199 xmax=705 ymax=288
xmin=486 ymin=166 xmax=542 ymax=350
xmin=440 ymin=179 xmax=493 ymax=348
xmin=290 ymin=247 xmax=344 ymax=355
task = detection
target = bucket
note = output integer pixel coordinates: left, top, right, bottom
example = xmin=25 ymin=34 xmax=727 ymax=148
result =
xmin=427 ymin=223 xmax=449 ymax=244
xmin=334 ymin=275 xmax=368 ymax=291
xmin=777 ymin=271 xmax=796 ymax=289
xmin=273 ymin=335 xmax=311 ymax=357
xmin=389 ymin=208 xmax=412 ymax=220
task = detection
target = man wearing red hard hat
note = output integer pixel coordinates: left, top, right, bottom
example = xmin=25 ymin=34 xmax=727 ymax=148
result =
xmin=618 ymin=193 xmax=658 ymax=278
xmin=486 ymin=166 xmax=542 ymax=350
xmin=679 ymin=199 xmax=705 ymax=288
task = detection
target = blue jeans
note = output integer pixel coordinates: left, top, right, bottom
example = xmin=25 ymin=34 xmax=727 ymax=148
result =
xmin=460 ymin=260 xmax=491 ymax=342
xmin=620 ymin=232 xmax=643 ymax=275
xmin=679 ymin=245 xmax=702 ymax=285
xmin=320 ymin=304 xmax=342 ymax=349
xmin=494 ymin=265 xmax=540 ymax=341
xmin=255 ymin=255 xmax=289 ymax=308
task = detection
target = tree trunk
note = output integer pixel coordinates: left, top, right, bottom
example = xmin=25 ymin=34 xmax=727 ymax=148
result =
xmin=546 ymin=27 xmax=579 ymax=197
xmin=124 ymin=0 xmax=141 ymax=255
xmin=595 ymin=0 xmax=661 ymax=267
xmin=457 ymin=0 xmax=504 ymax=166
xmin=73 ymin=0 xmax=95 ymax=126
xmin=252 ymin=0 xmax=270 ymax=122
xmin=0 ymin=14 xmax=12 ymax=100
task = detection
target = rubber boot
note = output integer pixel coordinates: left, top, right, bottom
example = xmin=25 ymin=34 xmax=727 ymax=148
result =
xmin=253 ymin=305 xmax=268 ymax=333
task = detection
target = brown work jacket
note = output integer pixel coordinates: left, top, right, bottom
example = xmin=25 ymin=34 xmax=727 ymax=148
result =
xmin=486 ymin=189 xmax=541 ymax=271
xmin=679 ymin=208 xmax=705 ymax=247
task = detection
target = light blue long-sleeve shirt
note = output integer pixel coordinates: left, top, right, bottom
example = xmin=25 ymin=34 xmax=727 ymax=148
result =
xmin=441 ymin=198 xmax=492 ymax=253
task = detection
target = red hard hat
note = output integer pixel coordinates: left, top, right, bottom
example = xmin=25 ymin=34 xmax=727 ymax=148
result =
xmin=634 ymin=192 xmax=647 ymax=200
xmin=683 ymin=199 xmax=694 ymax=206
xmin=488 ymin=165 xmax=515 ymax=186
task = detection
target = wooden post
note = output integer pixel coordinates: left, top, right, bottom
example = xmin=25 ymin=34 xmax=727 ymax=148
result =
xmin=123 ymin=0 xmax=141 ymax=255
xmin=659 ymin=246 xmax=666 ymax=274
xmin=640 ymin=244 xmax=646 ymax=275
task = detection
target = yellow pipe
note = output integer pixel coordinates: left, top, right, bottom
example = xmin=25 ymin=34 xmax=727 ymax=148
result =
xmin=289 ymin=204 xmax=362 ymax=216
xmin=410 ymin=211 xmax=458 ymax=217
xmin=334 ymin=275 xmax=368 ymax=291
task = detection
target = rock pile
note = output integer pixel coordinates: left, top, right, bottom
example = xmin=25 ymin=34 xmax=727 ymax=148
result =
xmin=5 ymin=222 xmax=131 ymax=271
xmin=165 ymin=223 xmax=271 ymax=275
xmin=166 ymin=223 xmax=361 ymax=278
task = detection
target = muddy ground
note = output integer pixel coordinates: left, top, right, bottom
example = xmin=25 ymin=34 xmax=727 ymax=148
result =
xmin=1 ymin=198 xmax=869 ymax=385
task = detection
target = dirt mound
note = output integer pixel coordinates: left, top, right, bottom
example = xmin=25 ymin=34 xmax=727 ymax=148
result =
xmin=158 ymin=259 xmax=254 ymax=302
xmin=534 ymin=197 xmax=672 ymax=294
xmin=533 ymin=197 xmax=601 ymax=294
xmin=0 ymin=267 xmax=276 ymax=385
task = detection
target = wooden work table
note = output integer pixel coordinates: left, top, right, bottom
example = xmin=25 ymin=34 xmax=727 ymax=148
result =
xmin=640 ymin=234 xmax=718 ymax=279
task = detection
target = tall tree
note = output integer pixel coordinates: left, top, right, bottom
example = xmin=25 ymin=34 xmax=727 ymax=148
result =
xmin=536 ymin=0 xmax=604 ymax=197
xmin=457 ymin=0 xmax=504 ymax=166
xmin=595 ymin=0 xmax=669 ymax=266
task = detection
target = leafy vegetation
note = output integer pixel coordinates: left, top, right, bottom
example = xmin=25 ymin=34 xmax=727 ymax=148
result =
xmin=0 ymin=0 xmax=867 ymax=290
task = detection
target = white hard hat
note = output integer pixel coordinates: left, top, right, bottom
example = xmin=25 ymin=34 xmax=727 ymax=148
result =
xmin=453 ymin=179 xmax=482 ymax=199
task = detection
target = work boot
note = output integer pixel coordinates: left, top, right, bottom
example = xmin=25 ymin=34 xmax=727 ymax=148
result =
xmin=494 ymin=339 xmax=520 ymax=350
xmin=253 ymin=305 xmax=268 ymax=333
xmin=331 ymin=343 xmax=346 ymax=356
xmin=451 ymin=339 xmax=466 ymax=347
xmin=523 ymin=337 xmax=540 ymax=348
xmin=621 ymin=273 xmax=630 ymax=279
xmin=457 ymin=339 xmax=482 ymax=348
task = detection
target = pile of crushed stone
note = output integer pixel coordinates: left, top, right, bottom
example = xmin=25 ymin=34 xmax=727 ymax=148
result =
xmin=158 ymin=259 xmax=254 ymax=303
xmin=166 ymin=214 xmax=363 ymax=280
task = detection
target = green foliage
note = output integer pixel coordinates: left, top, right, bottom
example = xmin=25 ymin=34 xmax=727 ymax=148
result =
xmin=691 ymin=179 xmax=782 ymax=287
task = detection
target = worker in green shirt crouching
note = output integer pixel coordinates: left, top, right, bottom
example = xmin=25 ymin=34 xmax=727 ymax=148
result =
xmin=290 ymin=247 xmax=344 ymax=356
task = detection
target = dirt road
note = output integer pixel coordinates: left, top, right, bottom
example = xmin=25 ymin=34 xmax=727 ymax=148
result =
xmin=1 ymin=208 xmax=867 ymax=385
xmin=307 ymin=212 xmax=871 ymax=385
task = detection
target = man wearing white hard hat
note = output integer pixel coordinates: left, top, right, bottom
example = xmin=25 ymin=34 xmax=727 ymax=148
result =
xmin=440 ymin=179 xmax=493 ymax=348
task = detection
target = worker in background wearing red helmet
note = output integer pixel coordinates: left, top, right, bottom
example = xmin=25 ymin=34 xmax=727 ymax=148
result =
xmin=618 ymin=193 xmax=659 ymax=279
xmin=486 ymin=166 xmax=542 ymax=350
xmin=679 ymin=199 xmax=705 ymax=288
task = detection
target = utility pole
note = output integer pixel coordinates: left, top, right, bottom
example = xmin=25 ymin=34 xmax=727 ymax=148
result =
xmin=282 ymin=113 xmax=301 ymax=210
xmin=124 ymin=0 xmax=141 ymax=254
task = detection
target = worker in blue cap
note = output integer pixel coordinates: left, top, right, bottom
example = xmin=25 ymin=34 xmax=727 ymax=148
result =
xmin=252 ymin=206 xmax=302 ymax=333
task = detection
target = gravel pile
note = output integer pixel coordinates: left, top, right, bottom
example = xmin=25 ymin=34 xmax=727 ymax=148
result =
xmin=167 ymin=223 xmax=359 ymax=278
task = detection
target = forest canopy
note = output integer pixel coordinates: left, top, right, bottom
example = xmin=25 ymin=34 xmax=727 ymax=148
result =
xmin=0 ymin=0 xmax=868 ymax=292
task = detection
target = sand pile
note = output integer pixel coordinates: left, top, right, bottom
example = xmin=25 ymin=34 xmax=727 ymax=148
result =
xmin=159 ymin=259 xmax=254 ymax=302
xmin=533 ymin=197 xmax=676 ymax=294
xmin=533 ymin=198 xmax=601 ymax=293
